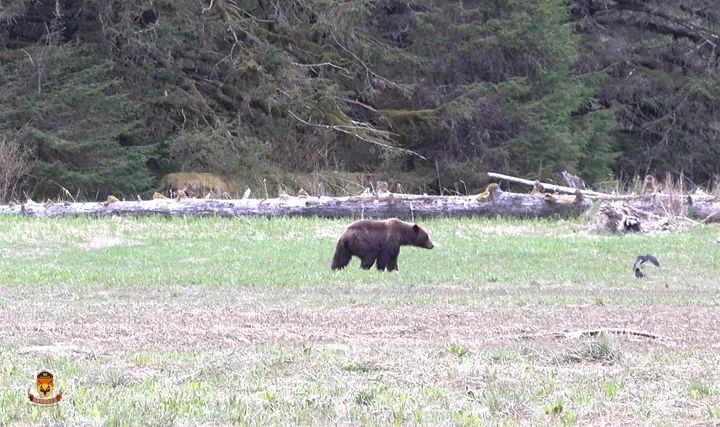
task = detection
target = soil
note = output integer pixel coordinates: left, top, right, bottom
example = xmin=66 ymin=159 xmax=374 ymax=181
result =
xmin=2 ymin=284 xmax=718 ymax=358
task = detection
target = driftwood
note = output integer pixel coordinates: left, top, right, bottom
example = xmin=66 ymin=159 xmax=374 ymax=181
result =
xmin=622 ymin=193 xmax=688 ymax=217
xmin=688 ymin=195 xmax=720 ymax=223
xmin=0 ymin=188 xmax=592 ymax=219
xmin=522 ymin=328 xmax=660 ymax=340
xmin=600 ymin=203 xmax=643 ymax=233
xmin=488 ymin=172 xmax=688 ymax=209
xmin=487 ymin=172 xmax=610 ymax=198
xmin=561 ymin=170 xmax=586 ymax=190
xmin=561 ymin=328 xmax=659 ymax=340
xmin=598 ymin=198 xmax=696 ymax=233
xmin=598 ymin=191 xmax=720 ymax=232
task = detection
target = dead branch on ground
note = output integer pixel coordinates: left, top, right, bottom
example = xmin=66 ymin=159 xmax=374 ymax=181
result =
xmin=521 ymin=328 xmax=660 ymax=340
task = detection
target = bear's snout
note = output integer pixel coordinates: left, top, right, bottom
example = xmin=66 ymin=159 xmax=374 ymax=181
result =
xmin=425 ymin=241 xmax=434 ymax=249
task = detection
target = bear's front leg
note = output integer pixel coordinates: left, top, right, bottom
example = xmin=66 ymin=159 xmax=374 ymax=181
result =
xmin=387 ymin=251 xmax=400 ymax=271
xmin=376 ymin=251 xmax=391 ymax=271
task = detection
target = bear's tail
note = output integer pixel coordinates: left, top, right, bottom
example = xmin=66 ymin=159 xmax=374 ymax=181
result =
xmin=331 ymin=239 xmax=351 ymax=270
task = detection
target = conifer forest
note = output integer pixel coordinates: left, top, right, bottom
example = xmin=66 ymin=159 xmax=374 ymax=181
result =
xmin=1 ymin=0 xmax=718 ymax=200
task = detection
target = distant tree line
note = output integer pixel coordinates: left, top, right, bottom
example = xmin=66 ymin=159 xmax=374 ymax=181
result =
xmin=0 ymin=0 xmax=718 ymax=201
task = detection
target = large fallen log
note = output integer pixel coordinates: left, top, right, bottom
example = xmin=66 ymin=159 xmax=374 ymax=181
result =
xmin=0 ymin=188 xmax=592 ymax=219
xmin=598 ymin=192 xmax=703 ymax=233
xmin=689 ymin=195 xmax=720 ymax=223
xmin=619 ymin=193 xmax=689 ymax=217
xmin=598 ymin=201 xmax=684 ymax=233
xmin=620 ymin=191 xmax=720 ymax=222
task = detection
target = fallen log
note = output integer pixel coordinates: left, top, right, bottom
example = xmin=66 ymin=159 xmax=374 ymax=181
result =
xmin=599 ymin=203 xmax=643 ymax=233
xmin=487 ymin=172 xmax=610 ymax=198
xmin=688 ymin=195 xmax=720 ymax=223
xmin=598 ymin=197 xmax=696 ymax=233
xmin=0 ymin=189 xmax=592 ymax=219
xmin=522 ymin=328 xmax=660 ymax=340
xmin=623 ymin=193 xmax=689 ymax=217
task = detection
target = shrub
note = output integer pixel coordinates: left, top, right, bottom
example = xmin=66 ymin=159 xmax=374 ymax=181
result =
xmin=0 ymin=132 xmax=34 ymax=202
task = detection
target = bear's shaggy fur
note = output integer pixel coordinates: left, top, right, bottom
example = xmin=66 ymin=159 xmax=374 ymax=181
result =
xmin=331 ymin=218 xmax=434 ymax=271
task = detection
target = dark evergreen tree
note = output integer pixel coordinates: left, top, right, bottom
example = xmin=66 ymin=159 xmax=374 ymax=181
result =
xmin=0 ymin=0 xmax=717 ymax=199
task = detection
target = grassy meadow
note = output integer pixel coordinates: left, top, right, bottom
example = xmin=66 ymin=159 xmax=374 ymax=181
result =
xmin=0 ymin=215 xmax=719 ymax=425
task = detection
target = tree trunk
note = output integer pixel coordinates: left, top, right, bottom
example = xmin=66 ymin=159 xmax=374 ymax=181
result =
xmin=0 ymin=190 xmax=592 ymax=219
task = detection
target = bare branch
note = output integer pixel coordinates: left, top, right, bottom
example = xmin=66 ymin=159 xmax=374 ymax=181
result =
xmin=21 ymin=49 xmax=42 ymax=94
xmin=202 ymin=0 xmax=215 ymax=14
xmin=291 ymin=61 xmax=350 ymax=76
xmin=521 ymin=328 xmax=660 ymax=340
xmin=342 ymin=98 xmax=378 ymax=113
xmin=0 ymin=133 xmax=34 ymax=203
xmin=487 ymin=172 xmax=611 ymax=197
xmin=287 ymin=110 xmax=426 ymax=160
xmin=331 ymin=33 xmax=413 ymax=97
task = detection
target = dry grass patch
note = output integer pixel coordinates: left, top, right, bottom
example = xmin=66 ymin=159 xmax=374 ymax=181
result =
xmin=560 ymin=334 xmax=624 ymax=365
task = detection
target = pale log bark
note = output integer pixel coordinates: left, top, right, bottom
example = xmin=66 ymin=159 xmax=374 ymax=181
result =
xmin=599 ymin=193 xmax=692 ymax=233
xmin=0 ymin=191 xmax=592 ymax=219
xmin=487 ymin=172 xmax=610 ymax=197
xmin=619 ymin=193 xmax=689 ymax=217
xmin=689 ymin=196 xmax=720 ymax=223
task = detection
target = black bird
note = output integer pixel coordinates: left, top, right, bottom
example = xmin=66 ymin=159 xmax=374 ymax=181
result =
xmin=633 ymin=254 xmax=660 ymax=278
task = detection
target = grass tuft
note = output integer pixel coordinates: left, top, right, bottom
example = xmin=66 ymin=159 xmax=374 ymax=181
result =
xmin=561 ymin=334 xmax=623 ymax=364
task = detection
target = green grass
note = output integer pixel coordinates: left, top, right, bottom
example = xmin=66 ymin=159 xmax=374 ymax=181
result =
xmin=0 ymin=215 xmax=716 ymax=288
xmin=1 ymin=215 xmax=720 ymax=425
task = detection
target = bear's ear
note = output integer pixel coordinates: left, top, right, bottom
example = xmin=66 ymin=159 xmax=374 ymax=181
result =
xmin=413 ymin=224 xmax=420 ymax=233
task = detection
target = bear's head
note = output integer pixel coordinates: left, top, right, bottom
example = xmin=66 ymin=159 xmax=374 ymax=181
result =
xmin=412 ymin=224 xmax=434 ymax=249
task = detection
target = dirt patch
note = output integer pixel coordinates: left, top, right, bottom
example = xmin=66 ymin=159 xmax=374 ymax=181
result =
xmin=19 ymin=343 xmax=96 ymax=358
xmin=81 ymin=236 xmax=141 ymax=249
xmin=3 ymin=283 xmax=719 ymax=425
xmin=1 ymin=284 xmax=718 ymax=357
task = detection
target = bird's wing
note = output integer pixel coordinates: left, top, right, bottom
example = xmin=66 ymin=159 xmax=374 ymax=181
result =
xmin=644 ymin=254 xmax=660 ymax=267
xmin=633 ymin=256 xmax=645 ymax=270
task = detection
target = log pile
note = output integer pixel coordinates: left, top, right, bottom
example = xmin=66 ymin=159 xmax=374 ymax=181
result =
xmin=0 ymin=186 xmax=592 ymax=219
xmin=688 ymin=195 xmax=720 ymax=223
xmin=597 ymin=202 xmax=681 ymax=233
xmin=596 ymin=195 xmax=720 ymax=235
xmin=488 ymin=172 xmax=720 ymax=231
xmin=1 ymin=172 xmax=719 ymax=225
xmin=596 ymin=193 xmax=693 ymax=233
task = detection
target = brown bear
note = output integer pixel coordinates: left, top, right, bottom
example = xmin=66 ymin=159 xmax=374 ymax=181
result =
xmin=331 ymin=218 xmax=434 ymax=271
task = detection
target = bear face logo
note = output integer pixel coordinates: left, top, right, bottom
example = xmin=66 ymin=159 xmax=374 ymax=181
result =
xmin=28 ymin=370 xmax=62 ymax=405
xmin=36 ymin=371 xmax=54 ymax=397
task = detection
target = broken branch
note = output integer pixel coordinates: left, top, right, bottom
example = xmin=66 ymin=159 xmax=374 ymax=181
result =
xmin=287 ymin=110 xmax=426 ymax=160
xmin=487 ymin=172 xmax=611 ymax=198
